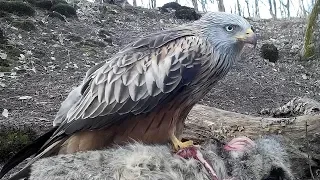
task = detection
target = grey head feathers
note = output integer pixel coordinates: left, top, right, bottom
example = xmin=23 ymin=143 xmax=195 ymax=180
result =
xmin=194 ymin=12 xmax=253 ymax=56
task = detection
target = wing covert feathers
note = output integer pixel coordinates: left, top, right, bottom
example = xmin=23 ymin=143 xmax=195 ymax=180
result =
xmin=57 ymin=28 xmax=210 ymax=135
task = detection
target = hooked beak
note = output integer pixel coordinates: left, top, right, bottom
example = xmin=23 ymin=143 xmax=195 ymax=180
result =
xmin=236 ymin=28 xmax=257 ymax=47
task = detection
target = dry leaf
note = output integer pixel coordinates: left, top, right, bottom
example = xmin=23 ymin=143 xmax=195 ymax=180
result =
xmin=301 ymin=74 xmax=308 ymax=80
xmin=18 ymin=96 xmax=32 ymax=100
xmin=26 ymin=51 xmax=33 ymax=56
xmin=19 ymin=54 xmax=26 ymax=60
xmin=0 ymin=52 xmax=7 ymax=59
xmin=2 ymin=109 xmax=9 ymax=118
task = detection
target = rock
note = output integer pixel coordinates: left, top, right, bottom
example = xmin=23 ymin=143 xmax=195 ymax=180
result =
xmin=290 ymin=44 xmax=300 ymax=54
xmin=0 ymin=55 xmax=10 ymax=67
xmin=80 ymin=39 xmax=106 ymax=47
xmin=175 ymin=7 xmax=201 ymax=21
xmin=51 ymin=3 xmax=77 ymax=18
xmin=104 ymin=0 xmax=129 ymax=8
xmin=32 ymin=0 xmax=67 ymax=10
xmin=0 ymin=28 xmax=6 ymax=44
xmin=0 ymin=1 xmax=35 ymax=16
xmin=98 ymin=29 xmax=112 ymax=44
xmin=11 ymin=19 xmax=36 ymax=31
xmin=260 ymin=43 xmax=279 ymax=63
xmin=160 ymin=2 xmax=181 ymax=12
xmin=66 ymin=34 xmax=82 ymax=42
xmin=34 ymin=0 xmax=54 ymax=9
xmin=159 ymin=2 xmax=201 ymax=21
xmin=48 ymin=11 xmax=66 ymax=21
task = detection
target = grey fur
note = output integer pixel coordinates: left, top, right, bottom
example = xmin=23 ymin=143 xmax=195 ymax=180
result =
xmin=29 ymin=137 xmax=294 ymax=180
xmin=227 ymin=137 xmax=295 ymax=180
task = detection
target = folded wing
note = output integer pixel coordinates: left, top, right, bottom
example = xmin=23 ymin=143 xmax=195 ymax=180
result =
xmin=54 ymin=28 xmax=209 ymax=136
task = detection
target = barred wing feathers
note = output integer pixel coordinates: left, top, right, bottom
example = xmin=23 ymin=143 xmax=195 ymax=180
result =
xmin=57 ymin=28 xmax=209 ymax=135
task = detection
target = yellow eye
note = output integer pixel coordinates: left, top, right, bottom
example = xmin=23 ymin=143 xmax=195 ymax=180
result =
xmin=225 ymin=25 xmax=234 ymax=32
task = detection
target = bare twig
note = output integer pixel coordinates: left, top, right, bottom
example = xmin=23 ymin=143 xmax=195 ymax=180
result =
xmin=305 ymin=121 xmax=315 ymax=179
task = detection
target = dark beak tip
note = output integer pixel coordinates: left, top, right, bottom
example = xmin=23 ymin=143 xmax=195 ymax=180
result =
xmin=250 ymin=35 xmax=258 ymax=48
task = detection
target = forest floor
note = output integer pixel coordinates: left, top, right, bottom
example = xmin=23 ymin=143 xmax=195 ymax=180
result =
xmin=0 ymin=1 xmax=320 ymax=179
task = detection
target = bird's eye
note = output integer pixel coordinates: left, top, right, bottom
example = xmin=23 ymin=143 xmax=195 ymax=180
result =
xmin=225 ymin=25 xmax=234 ymax=32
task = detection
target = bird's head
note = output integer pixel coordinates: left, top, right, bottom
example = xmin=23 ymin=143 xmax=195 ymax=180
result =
xmin=195 ymin=12 xmax=257 ymax=53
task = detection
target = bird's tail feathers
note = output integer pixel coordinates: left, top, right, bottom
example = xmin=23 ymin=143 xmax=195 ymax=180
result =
xmin=7 ymin=139 xmax=64 ymax=180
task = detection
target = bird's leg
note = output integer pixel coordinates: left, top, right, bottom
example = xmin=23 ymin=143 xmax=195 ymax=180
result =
xmin=170 ymin=134 xmax=194 ymax=151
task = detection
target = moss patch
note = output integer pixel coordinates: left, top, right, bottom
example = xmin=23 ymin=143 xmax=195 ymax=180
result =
xmin=0 ymin=66 xmax=11 ymax=72
xmin=27 ymin=0 xmax=68 ymax=10
xmin=0 ymin=126 xmax=37 ymax=162
xmin=301 ymin=0 xmax=320 ymax=60
xmin=0 ymin=58 xmax=10 ymax=67
xmin=12 ymin=19 xmax=36 ymax=31
xmin=0 ymin=44 xmax=23 ymax=72
xmin=0 ymin=1 xmax=35 ymax=16
xmin=51 ymin=3 xmax=77 ymax=18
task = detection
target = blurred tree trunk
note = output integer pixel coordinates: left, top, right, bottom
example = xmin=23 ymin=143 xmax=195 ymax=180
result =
xmin=149 ymin=0 xmax=156 ymax=9
xmin=273 ymin=0 xmax=277 ymax=18
xmin=268 ymin=0 xmax=276 ymax=18
xmin=200 ymin=0 xmax=207 ymax=12
xmin=217 ymin=0 xmax=225 ymax=12
xmin=245 ymin=0 xmax=250 ymax=17
xmin=301 ymin=0 xmax=320 ymax=60
xmin=132 ymin=0 xmax=136 ymax=6
xmin=191 ymin=0 xmax=199 ymax=12
xmin=279 ymin=2 xmax=284 ymax=17
xmin=236 ymin=0 xmax=241 ymax=16
xmin=286 ymin=0 xmax=290 ymax=17
xmin=280 ymin=0 xmax=290 ymax=18
xmin=300 ymin=0 xmax=307 ymax=17
xmin=255 ymin=0 xmax=260 ymax=18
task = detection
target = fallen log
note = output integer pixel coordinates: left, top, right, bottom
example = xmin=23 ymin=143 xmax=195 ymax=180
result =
xmin=184 ymin=104 xmax=320 ymax=143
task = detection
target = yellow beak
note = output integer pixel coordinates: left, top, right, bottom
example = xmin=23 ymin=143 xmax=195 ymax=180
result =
xmin=236 ymin=28 xmax=257 ymax=47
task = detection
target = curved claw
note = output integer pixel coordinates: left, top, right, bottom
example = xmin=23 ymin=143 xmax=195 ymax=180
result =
xmin=170 ymin=134 xmax=194 ymax=151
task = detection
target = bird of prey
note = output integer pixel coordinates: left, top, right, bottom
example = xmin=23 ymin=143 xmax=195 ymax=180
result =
xmin=0 ymin=11 xmax=257 ymax=180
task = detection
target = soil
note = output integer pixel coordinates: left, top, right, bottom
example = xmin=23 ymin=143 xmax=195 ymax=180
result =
xmin=0 ymin=1 xmax=319 ymax=179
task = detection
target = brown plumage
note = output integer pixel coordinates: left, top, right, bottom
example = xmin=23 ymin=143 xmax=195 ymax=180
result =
xmin=0 ymin=12 xmax=257 ymax=180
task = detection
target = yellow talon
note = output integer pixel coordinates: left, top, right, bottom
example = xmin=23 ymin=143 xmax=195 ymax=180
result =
xmin=170 ymin=134 xmax=194 ymax=151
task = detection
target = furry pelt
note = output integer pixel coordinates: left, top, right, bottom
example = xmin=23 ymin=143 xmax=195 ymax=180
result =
xmin=29 ymin=137 xmax=294 ymax=180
